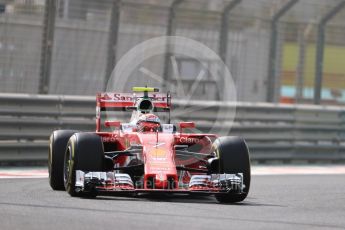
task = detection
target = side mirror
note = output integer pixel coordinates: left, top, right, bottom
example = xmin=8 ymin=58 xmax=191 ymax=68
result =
xmin=179 ymin=122 xmax=195 ymax=133
xmin=104 ymin=120 xmax=121 ymax=128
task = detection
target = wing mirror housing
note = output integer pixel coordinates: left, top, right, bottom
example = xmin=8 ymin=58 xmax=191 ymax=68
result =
xmin=104 ymin=120 xmax=121 ymax=128
xmin=179 ymin=122 xmax=195 ymax=133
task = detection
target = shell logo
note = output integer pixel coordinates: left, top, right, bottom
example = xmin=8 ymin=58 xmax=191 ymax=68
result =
xmin=149 ymin=148 xmax=167 ymax=158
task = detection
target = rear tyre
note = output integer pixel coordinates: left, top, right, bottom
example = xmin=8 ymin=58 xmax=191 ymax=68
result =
xmin=213 ymin=136 xmax=251 ymax=203
xmin=63 ymin=133 xmax=104 ymax=197
xmin=48 ymin=130 xmax=78 ymax=190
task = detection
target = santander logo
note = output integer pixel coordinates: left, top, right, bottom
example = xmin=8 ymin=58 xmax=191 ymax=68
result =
xmin=101 ymin=93 xmax=166 ymax=102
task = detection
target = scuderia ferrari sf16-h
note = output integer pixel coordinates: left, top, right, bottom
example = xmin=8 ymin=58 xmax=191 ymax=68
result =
xmin=48 ymin=87 xmax=251 ymax=203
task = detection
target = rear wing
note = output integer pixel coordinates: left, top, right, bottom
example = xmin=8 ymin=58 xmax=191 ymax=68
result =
xmin=96 ymin=92 xmax=171 ymax=111
xmin=95 ymin=92 xmax=171 ymax=132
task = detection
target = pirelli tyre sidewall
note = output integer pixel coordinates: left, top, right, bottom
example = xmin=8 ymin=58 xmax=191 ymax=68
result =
xmin=213 ymin=136 xmax=251 ymax=203
xmin=64 ymin=133 xmax=104 ymax=197
xmin=48 ymin=130 xmax=78 ymax=190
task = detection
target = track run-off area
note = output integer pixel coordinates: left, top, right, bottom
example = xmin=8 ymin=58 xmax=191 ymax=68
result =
xmin=0 ymin=165 xmax=344 ymax=230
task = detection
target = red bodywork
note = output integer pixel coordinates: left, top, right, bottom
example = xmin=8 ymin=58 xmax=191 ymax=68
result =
xmin=92 ymin=92 xmax=218 ymax=192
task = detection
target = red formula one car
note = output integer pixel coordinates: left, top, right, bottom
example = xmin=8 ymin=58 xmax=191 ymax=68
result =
xmin=48 ymin=87 xmax=251 ymax=203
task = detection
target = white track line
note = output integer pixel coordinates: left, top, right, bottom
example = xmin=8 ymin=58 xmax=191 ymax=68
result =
xmin=0 ymin=169 xmax=48 ymax=179
xmin=1 ymin=166 xmax=345 ymax=179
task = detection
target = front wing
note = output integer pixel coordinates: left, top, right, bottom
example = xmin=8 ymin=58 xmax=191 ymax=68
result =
xmin=75 ymin=171 xmax=245 ymax=195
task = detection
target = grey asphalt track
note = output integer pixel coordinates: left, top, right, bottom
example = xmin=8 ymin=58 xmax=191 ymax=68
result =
xmin=0 ymin=175 xmax=344 ymax=230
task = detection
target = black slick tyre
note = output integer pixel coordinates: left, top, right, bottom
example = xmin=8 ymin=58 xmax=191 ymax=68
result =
xmin=213 ymin=136 xmax=251 ymax=203
xmin=48 ymin=130 xmax=78 ymax=190
xmin=63 ymin=133 xmax=104 ymax=197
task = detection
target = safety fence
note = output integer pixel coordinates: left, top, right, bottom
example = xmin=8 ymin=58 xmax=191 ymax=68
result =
xmin=1 ymin=0 xmax=345 ymax=105
xmin=1 ymin=93 xmax=345 ymax=164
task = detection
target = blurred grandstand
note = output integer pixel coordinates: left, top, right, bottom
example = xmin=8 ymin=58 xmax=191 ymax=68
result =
xmin=0 ymin=0 xmax=345 ymax=105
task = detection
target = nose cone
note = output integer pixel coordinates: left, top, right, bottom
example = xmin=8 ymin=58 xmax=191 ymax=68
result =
xmin=139 ymin=133 xmax=178 ymax=189
xmin=155 ymin=174 xmax=167 ymax=188
xmin=154 ymin=174 xmax=177 ymax=189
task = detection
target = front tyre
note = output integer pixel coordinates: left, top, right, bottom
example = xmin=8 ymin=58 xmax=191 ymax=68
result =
xmin=64 ymin=133 xmax=104 ymax=197
xmin=213 ymin=136 xmax=251 ymax=203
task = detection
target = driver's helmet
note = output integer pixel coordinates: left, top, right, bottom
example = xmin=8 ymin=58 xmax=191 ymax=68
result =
xmin=136 ymin=114 xmax=161 ymax=132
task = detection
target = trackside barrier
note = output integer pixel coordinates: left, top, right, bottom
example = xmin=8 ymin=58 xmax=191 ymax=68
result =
xmin=0 ymin=93 xmax=345 ymax=164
